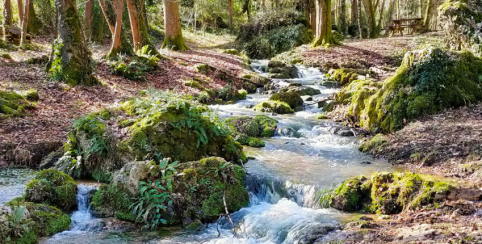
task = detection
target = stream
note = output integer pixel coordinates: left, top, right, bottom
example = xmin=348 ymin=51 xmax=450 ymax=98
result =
xmin=0 ymin=61 xmax=392 ymax=243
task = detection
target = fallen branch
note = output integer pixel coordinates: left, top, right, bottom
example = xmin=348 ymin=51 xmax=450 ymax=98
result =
xmin=216 ymin=190 xmax=236 ymax=238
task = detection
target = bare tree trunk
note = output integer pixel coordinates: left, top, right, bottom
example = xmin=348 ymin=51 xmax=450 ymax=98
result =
xmin=17 ymin=0 xmax=23 ymax=24
xmin=228 ymin=0 xmax=233 ymax=29
xmin=162 ymin=0 xmax=188 ymax=50
xmin=27 ymin=0 xmax=38 ymax=34
xmin=423 ymin=0 xmax=433 ymax=27
xmin=126 ymin=0 xmax=160 ymax=54
xmin=98 ymin=0 xmax=134 ymax=57
xmin=2 ymin=0 xmax=13 ymax=40
xmin=107 ymin=0 xmax=123 ymax=57
xmin=377 ymin=0 xmax=385 ymax=32
xmin=362 ymin=0 xmax=378 ymax=38
xmin=242 ymin=0 xmax=250 ymax=21
xmin=384 ymin=0 xmax=395 ymax=28
xmin=339 ymin=0 xmax=346 ymax=34
xmin=85 ymin=0 xmax=92 ymax=41
xmin=20 ymin=0 xmax=29 ymax=45
xmin=49 ymin=0 xmax=97 ymax=85
xmin=357 ymin=0 xmax=362 ymax=39
xmin=351 ymin=0 xmax=358 ymax=24
xmin=310 ymin=0 xmax=316 ymax=32
xmin=313 ymin=0 xmax=338 ymax=47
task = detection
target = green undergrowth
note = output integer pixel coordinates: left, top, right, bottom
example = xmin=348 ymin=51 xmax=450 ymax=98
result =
xmin=24 ymin=169 xmax=77 ymax=211
xmin=56 ymin=93 xmax=245 ymax=181
xmin=109 ymin=46 xmax=160 ymax=81
xmin=341 ymin=47 xmax=482 ymax=132
xmin=0 ymin=90 xmax=35 ymax=120
xmin=323 ymin=171 xmax=454 ymax=214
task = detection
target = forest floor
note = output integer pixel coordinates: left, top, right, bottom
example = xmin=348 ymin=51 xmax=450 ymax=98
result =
xmin=1 ymin=30 xmax=481 ymax=242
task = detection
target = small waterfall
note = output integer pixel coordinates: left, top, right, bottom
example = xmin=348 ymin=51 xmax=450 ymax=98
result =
xmin=70 ymin=184 xmax=97 ymax=231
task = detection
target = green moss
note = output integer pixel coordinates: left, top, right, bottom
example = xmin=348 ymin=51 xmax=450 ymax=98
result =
xmin=184 ymin=80 xmax=204 ymax=90
xmin=326 ymin=171 xmax=454 ymax=214
xmin=332 ymin=69 xmax=358 ymax=86
xmin=236 ymin=89 xmax=248 ymax=100
xmin=317 ymin=113 xmax=329 ymax=119
xmin=345 ymin=48 xmax=482 ymax=132
xmin=24 ymin=169 xmax=77 ymax=211
xmin=92 ymin=169 xmax=113 ymax=183
xmin=222 ymin=49 xmax=240 ymax=56
xmin=26 ymin=203 xmax=71 ymax=236
xmin=358 ymin=134 xmax=388 ymax=153
xmin=162 ymin=33 xmax=189 ymax=51
xmin=254 ymin=100 xmax=294 ymax=114
xmin=248 ymin=138 xmax=265 ymax=147
xmin=91 ymin=184 xmax=135 ymax=221
xmin=224 ymin=115 xmax=278 ymax=140
xmin=194 ymin=64 xmax=210 ymax=74
xmin=0 ymin=90 xmax=33 ymax=120
xmin=269 ymin=92 xmax=303 ymax=109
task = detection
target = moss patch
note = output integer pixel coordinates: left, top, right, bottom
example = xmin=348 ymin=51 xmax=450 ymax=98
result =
xmin=254 ymin=100 xmax=294 ymax=114
xmin=0 ymin=90 xmax=34 ymax=120
xmin=270 ymin=92 xmax=303 ymax=109
xmin=24 ymin=169 xmax=77 ymax=211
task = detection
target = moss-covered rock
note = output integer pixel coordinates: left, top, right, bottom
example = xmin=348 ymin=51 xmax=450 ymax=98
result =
xmin=0 ymin=203 xmax=71 ymax=244
xmin=359 ymin=134 xmax=388 ymax=153
xmin=345 ymin=48 xmax=482 ymax=132
xmin=332 ymin=68 xmax=359 ymax=86
xmin=267 ymin=65 xmax=299 ymax=79
xmin=279 ymin=85 xmax=321 ymax=96
xmin=57 ymin=95 xmax=245 ymax=181
xmin=438 ymin=0 xmax=482 ymax=58
xmin=222 ymin=49 xmax=240 ymax=56
xmin=24 ymin=169 xmax=77 ymax=211
xmin=224 ymin=115 xmax=276 ymax=147
xmin=194 ymin=64 xmax=210 ymax=74
xmin=324 ymin=172 xmax=454 ymax=214
xmin=254 ymin=100 xmax=294 ymax=114
xmin=92 ymin=157 xmax=249 ymax=225
xmin=269 ymin=92 xmax=303 ymax=109
xmin=0 ymin=90 xmax=33 ymax=120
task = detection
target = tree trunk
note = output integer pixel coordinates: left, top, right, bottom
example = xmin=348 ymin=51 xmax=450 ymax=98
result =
xmin=27 ymin=0 xmax=38 ymax=34
xmin=126 ymin=0 xmax=160 ymax=54
xmin=17 ymin=0 xmax=23 ymax=24
xmin=362 ymin=0 xmax=378 ymax=38
xmin=2 ymin=0 xmax=12 ymax=40
xmin=423 ymin=0 xmax=433 ymax=27
xmin=228 ymin=0 xmax=233 ymax=29
xmin=377 ymin=0 xmax=385 ymax=32
xmin=310 ymin=0 xmax=316 ymax=32
xmin=384 ymin=0 xmax=395 ymax=29
xmin=48 ymin=0 xmax=97 ymax=85
xmin=350 ymin=0 xmax=357 ymax=24
xmin=242 ymin=0 xmax=250 ymax=21
xmin=357 ymin=0 xmax=362 ymax=38
xmin=339 ymin=0 xmax=346 ymax=34
xmin=313 ymin=0 xmax=338 ymax=47
xmin=20 ymin=0 xmax=29 ymax=45
xmin=85 ymin=0 xmax=92 ymax=41
xmin=98 ymin=0 xmax=134 ymax=57
xmin=162 ymin=0 xmax=188 ymax=50
xmin=106 ymin=0 xmax=123 ymax=57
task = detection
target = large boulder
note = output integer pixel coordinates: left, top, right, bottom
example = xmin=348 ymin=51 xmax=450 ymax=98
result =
xmin=25 ymin=169 xmax=77 ymax=211
xmin=438 ymin=0 xmax=482 ymax=58
xmin=270 ymin=92 xmax=304 ymax=109
xmin=223 ymin=115 xmax=278 ymax=147
xmin=55 ymin=96 xmax=245 ymax=181
xmin=345 ymin=48 xmax=482 ymax=132
xmin=253 ymin=100 xmax=294 ymax=114
xmin=281 ymin=85 xmax=321 ymax=96
xmin=324 ymin=172 xmax=454 ymax=214
xmin=91 ymin=157 xmax=249 ymax=225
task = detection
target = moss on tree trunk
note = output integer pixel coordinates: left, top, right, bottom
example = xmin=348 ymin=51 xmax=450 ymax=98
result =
xmin=27 ymin=0 xmax=38 ymax=34
xmin=362 ymin=0 xmax=378 ymax=38
xmin=49 ymin=0 xmax=97 ymax=86
xmin=162 ymin=0 xmax=189 ymax=51
xmin=126 ymin=0 xmax=160 ymax=56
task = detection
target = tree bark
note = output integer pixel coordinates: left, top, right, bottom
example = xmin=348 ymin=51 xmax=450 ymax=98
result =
xmin=98 ymin=0 xmax=134 ymax=57
xmin=350 ymin=0 xmax=358 ymax=24
xmin=362 ymin=0 xmax=378 ymax=38
xmin=107 ymin=0 xmax=123 ymax=57
xmin=228 ymin=0 xmax=233 ymax=29
xmin=242 ymin=0 xmax=250 ymax=21
xmin=357 ymin=0 xmax=363 ymax=38
xmin=313 ymin=0 xmax=338 ymax=47
xmin=2 ymin=0 xmax=12 ymax=40
xmin=20 ymin=0 xmax=29 ymax=45
xmin=48 ymin=0 xmax=97 ymax=85
xmin=377 ymin=0 xmax=385 ymax=32
xmin=27 ymin=0 xmax=38 ymax=34
xmin=384 ymin=0 xmax=395 ymax=29
xmin=310 ymin=0 xmax=316 ymax=32
xmin=339 ymin=0 xmax=346 ymax=34
xmin=423 ymin=0 xmax=433 ymax=27
xmin=126 ymin=0 xmax=160 ymax=54
xmin=85 ymin=0 xmax=92 ymax=41
xmin=162 ymin=0 xmax=189 ymax=50
xmin=17 ymin=0 xmax=23 ymax=24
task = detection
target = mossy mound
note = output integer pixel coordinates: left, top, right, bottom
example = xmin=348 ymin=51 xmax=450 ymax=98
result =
xmin=196 ymin=86 xmax=248 ymax=105
xmin=57 ymin=95 xmax=245 ymax=181
xmin=358 ymin=134 xmax=388 ymax=153
xmin=0 ymin=203 xmax=71 ymax=244
xmin=269 ymin=92 xmax=303 ymax=109
xmin=331 ymin=68 xmax=359 ymax=86
xmin=324 ymin=172 xmax=454 ymax=214
xmin=346 ymin=48 xmax=482 ymax=132
xmin=279 ymin=85 xmax=321 ymax=96
xmin=92 ymin=157 xmax=249 ymax=225
xmin=222 ymin=49 xmax=240 ymax=56
xmin=438 ymin=0 xmax=482 ymax=58
xmin=0 ymin=90 xmax=33 ymax=120
xmin=254 ymin=100 xmax=294 ymax=114
xmin=24 ymin=169 xmax=77 ymax=212
xmin=223 ymin=115 xmax=276 ymax=147
xmin=266 ymin=65 xmax=299 ymax=79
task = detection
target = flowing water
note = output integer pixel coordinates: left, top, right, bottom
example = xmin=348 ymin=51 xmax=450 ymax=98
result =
xmin=1 ymin=61 xmax=392 ymax=243
xmin=0 ymin=168 xmax=34 ymax=205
